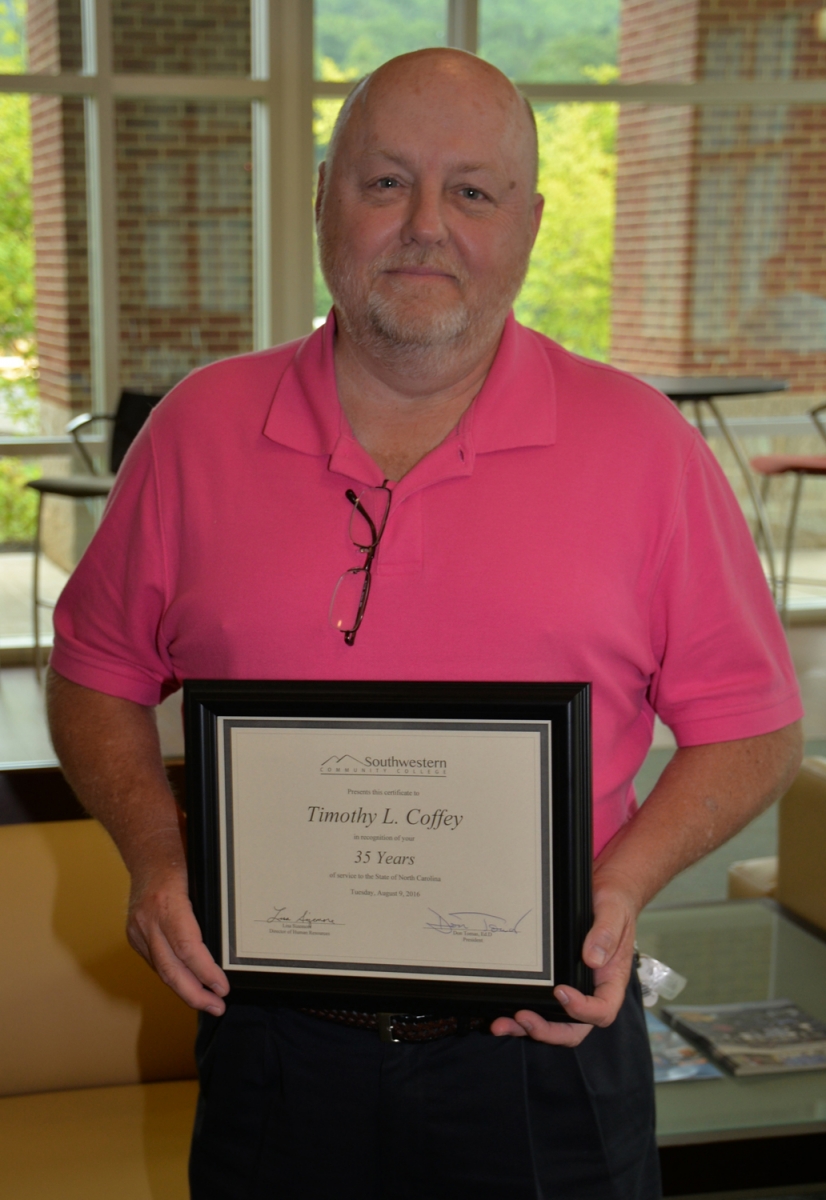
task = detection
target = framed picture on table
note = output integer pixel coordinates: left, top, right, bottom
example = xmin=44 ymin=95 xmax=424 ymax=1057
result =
xmin=185 ymin=679 xmax=593 ymax=1020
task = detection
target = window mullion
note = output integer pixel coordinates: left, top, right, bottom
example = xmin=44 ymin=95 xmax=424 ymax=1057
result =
xmin=261 ymin=0 xmax=314 ymax=347
xmin=82 ymin=0 xmax=119 ymax=417
xmin=447 ymin=0 xmax=478 ymax=53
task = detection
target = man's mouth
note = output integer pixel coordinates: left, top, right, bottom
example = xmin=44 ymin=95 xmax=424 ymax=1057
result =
xmin=386 ymin=266 xmax=453 ymax=275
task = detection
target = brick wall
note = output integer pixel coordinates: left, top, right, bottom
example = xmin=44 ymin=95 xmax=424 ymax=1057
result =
xmin=112 ymin=0 xmax=250 ymax=74
xmin=28 ymin=0 xmax=252 ymax=415
xmin=612 ymin=0 xmax=826 ymax=394
xmin=116 ymin=97 xmax=252 ymax=393
xmin=25 ymin=1 xmax=251 ymax=568
xmin=28 ymin=0 xmax=88 ymax=435
xmin=110 ymin=4 xmax=253 ymax=394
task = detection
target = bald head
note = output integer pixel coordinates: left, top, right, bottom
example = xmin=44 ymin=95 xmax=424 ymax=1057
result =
xmin=326 ymin=49 xmax=538 ymax=192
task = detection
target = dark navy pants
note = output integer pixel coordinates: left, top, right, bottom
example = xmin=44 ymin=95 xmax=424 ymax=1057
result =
xmin=189 ymin=981 xmax=660 ymax=1200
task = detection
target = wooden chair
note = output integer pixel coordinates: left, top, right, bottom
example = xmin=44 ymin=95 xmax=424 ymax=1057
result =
xmin=26 ymin=391 xmax=164 ymax=679
xmin=750 ymin=402 xmax=826 ymax=621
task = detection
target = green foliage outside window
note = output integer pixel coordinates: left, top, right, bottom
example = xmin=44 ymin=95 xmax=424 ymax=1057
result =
xmin=0 ymin=0 xmax=39 ymax=442
xmin=315 ymin=0 xmax=445 ymax=76
xmin=0 ymin=0 xmax=26 ymax=67
xmin=0 ymin=457 xmax=39 ymax=545
xmin=478 ymin=0 xmax=618 ymax=82
xmin=0 ymin=88 xmax=35 ymax=354
xmin=0 ymin=2 xmax=41 ymax=544
xmin=516 ymin=78 xmax=617 ymax=361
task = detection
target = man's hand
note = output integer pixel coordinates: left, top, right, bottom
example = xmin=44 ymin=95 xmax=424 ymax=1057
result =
xmin=46 ymin=670 xmax=231 ymax=1015
xmin=490 ymin=871 xmax=638 ymax=1045
xmin=127 ymin=863 xmax=230 ymax=1016
xmin=491 ymin=723 xmax=803 ymax=1045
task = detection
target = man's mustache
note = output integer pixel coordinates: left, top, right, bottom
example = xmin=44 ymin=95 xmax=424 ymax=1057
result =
xmin=369 ymin=250 xmax=467 ymax=283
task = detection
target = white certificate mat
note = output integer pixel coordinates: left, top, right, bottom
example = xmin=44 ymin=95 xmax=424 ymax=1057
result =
xmin=218 ymin=718 xmax=553 ymax=985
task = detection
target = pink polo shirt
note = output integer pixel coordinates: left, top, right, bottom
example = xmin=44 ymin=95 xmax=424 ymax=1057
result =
xmin=52 ymin=313 xmax=802 ymax=854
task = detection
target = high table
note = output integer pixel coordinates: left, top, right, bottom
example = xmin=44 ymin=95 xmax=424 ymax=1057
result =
xmin=638 ymin=376 xmax=789 ymax=601
xmin=638 ymin=899 xmax=826 ymax=1195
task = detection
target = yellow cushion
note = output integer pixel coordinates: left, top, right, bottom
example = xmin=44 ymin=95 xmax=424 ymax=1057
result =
xmin=726 ymin=856 xmax=778 ymax=899
xmin=777 ymin=756 xmax=826 ymax=933
xmin=0 ymin=1079 xmax=198 ymax=1200
xmin=0 ymin=819 xmax=197 ymax=1096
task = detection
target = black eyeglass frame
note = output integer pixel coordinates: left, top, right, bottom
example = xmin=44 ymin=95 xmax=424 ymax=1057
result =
xmin=334 ymin=481 xmax=391 ymax=646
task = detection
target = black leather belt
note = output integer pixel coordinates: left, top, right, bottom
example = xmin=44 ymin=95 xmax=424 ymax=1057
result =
xmin=298 ymin=1007 xmax=489 ymax=1043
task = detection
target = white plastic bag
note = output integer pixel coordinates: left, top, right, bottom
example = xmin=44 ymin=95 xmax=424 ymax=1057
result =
xmin=636 ymin=952 xmax=687 ymax=1007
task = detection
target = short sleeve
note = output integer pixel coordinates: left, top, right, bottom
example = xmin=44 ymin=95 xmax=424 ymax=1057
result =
xmin=50 ymin=419 xmax=176 ymax=706
xmin=647 ymin=436 xmax=803 ymax=745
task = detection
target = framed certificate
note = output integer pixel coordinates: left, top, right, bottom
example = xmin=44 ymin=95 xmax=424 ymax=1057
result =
xmin=185 ymin=680 xmax=593 ymax=1019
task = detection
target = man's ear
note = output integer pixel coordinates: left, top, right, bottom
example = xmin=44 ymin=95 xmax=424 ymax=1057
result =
xmin=315 ymin=162 xmax=327 ymax=222
xmin=530 ymin=192 xmax=545 ymax=247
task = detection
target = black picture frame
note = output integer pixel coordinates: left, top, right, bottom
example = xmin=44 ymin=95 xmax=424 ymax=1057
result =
xmin=185 ymin=679 xmax=593 ymax=1021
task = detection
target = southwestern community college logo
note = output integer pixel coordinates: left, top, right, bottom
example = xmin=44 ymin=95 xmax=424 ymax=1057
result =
xmin=320 ymin=754 xmax=447 ymax=777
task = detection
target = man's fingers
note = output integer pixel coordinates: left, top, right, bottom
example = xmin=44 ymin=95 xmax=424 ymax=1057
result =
xmin=491 ymin=879 xmax=641 ymax=1045
xmin=552 ymin=977 xmax=626 ymax=1028
xmin=145 ymin=924 xmax=229 ymax=1014
xmin=490 ymin=1011 xmax=593 ymax=1046
xmin=128 ymin=882 xmax=230 ymax=1014
xmin=165 ymin=922 xmax=230 ymax=998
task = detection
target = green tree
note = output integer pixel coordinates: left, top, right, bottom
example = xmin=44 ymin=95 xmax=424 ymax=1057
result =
xmin=478 ymin=0 xmax=619 ymax=81
xmin=516 ymin=87 xmax=617 ymax=361
xmin=0 ymin=456 xmax=38 ymax=544
xmin=0 ymin=89 xmax=35 ymax=354
xmin=0 ymin=0 xmax=38 ymax=437
xmin=315 ymin=0 xmax=444 ymax=77
xmin=0 ymin=0 xmax=26 ymax=68
xmin=0 ymin=0 xmax=34 ymax=350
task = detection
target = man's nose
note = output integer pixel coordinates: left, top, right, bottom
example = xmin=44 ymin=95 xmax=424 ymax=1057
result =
xmin=401 ymin=183 xmax=448 ymax=246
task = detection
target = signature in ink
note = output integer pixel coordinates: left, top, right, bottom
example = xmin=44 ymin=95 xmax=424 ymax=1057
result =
xmin=425 ymin=909 xmax=531 ymax=934
xmin=257 ymin=906 xmax=341 ymax=927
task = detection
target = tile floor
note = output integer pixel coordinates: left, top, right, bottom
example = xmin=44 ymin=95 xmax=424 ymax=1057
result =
xmin=0 ymin=551 xmax=67 ymax=648
xmin=0 ymin=666 xmax=185 ymax=766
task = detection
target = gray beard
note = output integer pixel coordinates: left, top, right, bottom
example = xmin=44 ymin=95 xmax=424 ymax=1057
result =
xmin=329 ymin=265 xmax=520 ymax=374
xmin=317 ymin=225 xmax=529 ymax=371
xmin=365 ymin=286 xmax=472 ymax=348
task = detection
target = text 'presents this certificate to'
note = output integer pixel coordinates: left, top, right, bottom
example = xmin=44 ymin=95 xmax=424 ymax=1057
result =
xmin=218 ymin=720 xmax=553 ymax=985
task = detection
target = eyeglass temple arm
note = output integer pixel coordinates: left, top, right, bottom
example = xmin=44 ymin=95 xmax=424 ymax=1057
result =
xmin=345 ymin=488 xmax=379 ymax=545
xmin=344 ymin=555 xmax=375 ymax=646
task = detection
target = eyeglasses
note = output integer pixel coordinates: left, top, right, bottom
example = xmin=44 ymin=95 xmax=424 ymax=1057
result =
xmin=329 ymin=481 xmax=392 ymax=646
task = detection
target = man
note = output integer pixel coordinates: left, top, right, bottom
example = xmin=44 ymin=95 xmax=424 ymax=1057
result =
xmin=48 ymin=49 xmax=802 ymax=1199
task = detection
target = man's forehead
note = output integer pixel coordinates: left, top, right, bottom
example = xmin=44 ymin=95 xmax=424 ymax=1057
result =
xmin=352 ymin=143 xmax=506 ymax=173
xmin=356 ymin=73 xmax=518 ymax=136
xmin=326 ymin=50 xmax=538 ymax=188
xmin=344 ymin=95 xmax=520 ymax=171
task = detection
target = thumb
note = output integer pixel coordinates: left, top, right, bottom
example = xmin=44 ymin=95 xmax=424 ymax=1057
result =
xmin=583 ymin=891 xmax=632 ymax=969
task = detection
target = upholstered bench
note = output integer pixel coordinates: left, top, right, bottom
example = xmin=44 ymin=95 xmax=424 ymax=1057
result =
xmin=0 ymin=818 xmax=198 ymax=1199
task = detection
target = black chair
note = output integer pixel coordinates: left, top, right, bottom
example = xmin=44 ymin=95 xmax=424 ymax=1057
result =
xmin=26 ymin=390 xmax=164 ymax=680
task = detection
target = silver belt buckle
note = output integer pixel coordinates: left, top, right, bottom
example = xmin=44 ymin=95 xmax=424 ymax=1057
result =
xmin=378 ymin=1012 xmax=402 ymax=1043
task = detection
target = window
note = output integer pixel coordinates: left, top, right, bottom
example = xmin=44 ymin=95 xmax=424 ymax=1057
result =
xmin=2 ymin=0 xmax=826 ymax=610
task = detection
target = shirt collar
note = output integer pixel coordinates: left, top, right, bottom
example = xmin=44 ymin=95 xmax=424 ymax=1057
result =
xmin=262 ymin=309 xmax=557 ymax=469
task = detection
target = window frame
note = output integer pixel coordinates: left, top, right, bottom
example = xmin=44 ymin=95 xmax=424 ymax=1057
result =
xmin=0 ymin=0 xmax=824 ymax=452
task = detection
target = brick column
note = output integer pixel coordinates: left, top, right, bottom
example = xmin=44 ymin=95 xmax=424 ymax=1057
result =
xmin=612 ymin=0 xmax=826 ymax=393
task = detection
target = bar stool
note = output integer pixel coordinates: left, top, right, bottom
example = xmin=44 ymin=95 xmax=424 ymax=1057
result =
xmin=750 ymin=403 xmax=826 ymax=621
xmin=26 ymin=391 xmax=163 ymax=681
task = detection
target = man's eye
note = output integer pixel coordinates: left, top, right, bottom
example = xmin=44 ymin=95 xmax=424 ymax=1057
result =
xmin=376 ymin=178 xmax=399 ymax=189
xmin=461 ymin=187 xmax=485 ymax=201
